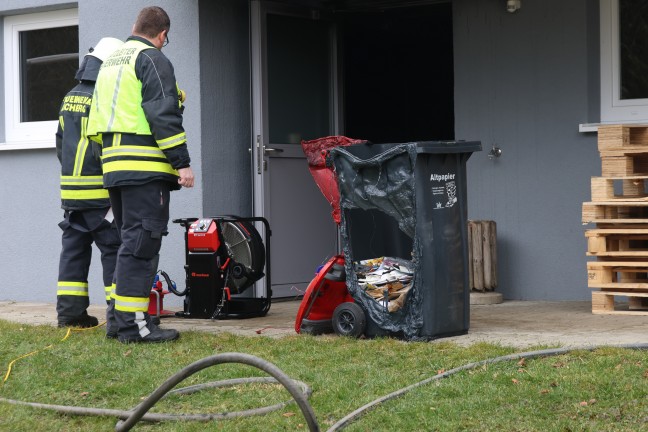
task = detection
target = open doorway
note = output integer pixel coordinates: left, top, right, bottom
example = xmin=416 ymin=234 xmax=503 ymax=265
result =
xmin=339 ymin=3 xmax=454 ymax=143
xmin=249 ymin=1 xmax=454 ymax=299
xmin=333 ymin=2 xmax=455 ymax=299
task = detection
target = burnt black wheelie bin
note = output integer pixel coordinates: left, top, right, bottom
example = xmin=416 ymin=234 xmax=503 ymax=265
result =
xmin=326 ymin=140 xmax=481 ymax=340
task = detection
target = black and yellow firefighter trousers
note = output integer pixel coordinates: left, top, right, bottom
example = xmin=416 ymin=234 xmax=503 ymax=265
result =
xmin=108 ymin=181 xmax=171 ymax=340
xmin=57 ymin=208 xmax=120 ymax=327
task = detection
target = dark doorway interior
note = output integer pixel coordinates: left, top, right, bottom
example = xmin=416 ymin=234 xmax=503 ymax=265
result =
xmin=340 ymin=3 xmax=454 ymax=143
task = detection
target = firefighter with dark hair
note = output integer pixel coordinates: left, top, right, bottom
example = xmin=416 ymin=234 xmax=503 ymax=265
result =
xmin=56 ymin=37 xmax=124 ymax=330
xmin=87 ymin=6 xmax=194 ymax=343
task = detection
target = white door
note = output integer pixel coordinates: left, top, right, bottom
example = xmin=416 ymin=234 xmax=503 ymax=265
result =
xmin=251 ymin=1 xmax=340 ymax=299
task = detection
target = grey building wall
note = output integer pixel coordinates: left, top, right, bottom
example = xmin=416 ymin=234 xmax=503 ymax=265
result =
xmin=0 ymin=0 xmax=74 ymax=13
xmin=0 ymin=1 xmax=203 ymax=308
xmin=0 ymin=0 xmax=606 ymax=305
xmin=454 ymin=0 xmax=601 ymax=300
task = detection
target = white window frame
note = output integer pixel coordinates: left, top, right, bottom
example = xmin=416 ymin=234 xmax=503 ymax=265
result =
xmin=600 ymin=0 xmax=648 ymax=124
xmin=2 ymin=9 xmax=78 ymax=150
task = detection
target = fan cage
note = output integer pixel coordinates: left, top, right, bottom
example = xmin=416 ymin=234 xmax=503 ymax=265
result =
xmin=221 ymin=221 xmax=265 ymax=293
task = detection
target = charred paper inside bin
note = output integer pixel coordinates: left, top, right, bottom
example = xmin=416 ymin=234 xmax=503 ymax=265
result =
xmin=327 ymin=141 xmax=480 ymax=340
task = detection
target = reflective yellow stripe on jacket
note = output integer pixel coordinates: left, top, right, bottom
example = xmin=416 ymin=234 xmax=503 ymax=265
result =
xmin=73 ymin=117 xmax=90 ymax=176
xmin=61 ymin=189 xmax=110 ymax=200
xmin=157 ymin=132 xmax=187 ymax=150
xmin=100 ymin=145 xmax=179 ymax=176
xmin=60 ymin=175 xmax=109 ymax=200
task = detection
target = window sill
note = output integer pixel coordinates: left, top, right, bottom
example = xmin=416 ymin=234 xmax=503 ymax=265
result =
xmin=579 ymin=121 xmax=648 ymax=133
xmin=0 ymin=140 xmax=55 ymax=151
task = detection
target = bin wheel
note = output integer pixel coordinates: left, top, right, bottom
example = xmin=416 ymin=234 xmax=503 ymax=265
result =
xmin=332 ymin=302 xmax=366 ymax=338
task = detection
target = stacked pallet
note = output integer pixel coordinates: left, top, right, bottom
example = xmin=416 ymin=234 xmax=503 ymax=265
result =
xmin=583 ymin=124 xmax=648 ymax=315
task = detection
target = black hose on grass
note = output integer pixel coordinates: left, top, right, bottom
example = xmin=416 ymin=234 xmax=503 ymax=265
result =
xmin=326 ymin=343 xmax=648 ymax=431
xmin=114 ymin=352 xmax=318 ymax=431
xmin=0 ymin=352 xmax=318 ymax=432
xmin=0 ymin=377 xmax=311 ymax=422
xmin=2 ymin=345 xmax=648 ymax=431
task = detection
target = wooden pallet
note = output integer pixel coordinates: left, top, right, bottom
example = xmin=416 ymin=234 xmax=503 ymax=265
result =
xmin=598 ymin=124 xmax=648 ymax=152
xmin=585 ymin=228 xmax=648 ymax=256
xmin=582 ymin=201 xmax=648 ymax=224
xmin=591 ymin=176 xmax=648 ymax=201
xmin=592 ymin=290 xmax=648 ymax=315
xmin=595 ymin=223 xmax=648 ymax=229
xmin=586 ymin=261 xmax=648 ymax=289
xmin=588 ymin=124 xmax=648 ymax=314
xmin=600 ymin=153 xmax=648 ymax=177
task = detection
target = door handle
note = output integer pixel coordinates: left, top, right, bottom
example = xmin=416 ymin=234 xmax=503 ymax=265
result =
xmin=263 ymin=146 xmax=284 ymax=155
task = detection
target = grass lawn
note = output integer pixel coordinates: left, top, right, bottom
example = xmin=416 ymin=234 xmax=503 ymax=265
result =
xmin=0 ymin=319 xmax=647 ymax=431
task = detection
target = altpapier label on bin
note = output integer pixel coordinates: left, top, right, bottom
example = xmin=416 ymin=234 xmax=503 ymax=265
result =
xmin=430 ymin=173 xmax=457 ymax=210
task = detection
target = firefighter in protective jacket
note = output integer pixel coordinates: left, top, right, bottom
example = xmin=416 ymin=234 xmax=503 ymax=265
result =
xmin=56 ymin=37 xmax=124 ymax=329
xmin=87 ymin=6 xmax=194 ymax=343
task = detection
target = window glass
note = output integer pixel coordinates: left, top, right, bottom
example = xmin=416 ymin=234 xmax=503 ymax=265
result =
xmin=619 ymin=0 xmax=648 ymax=100
xmin=20 ymin=26 xmax=78 ymax=122
xmin=267 ymin=14 xmax=331 ymax=144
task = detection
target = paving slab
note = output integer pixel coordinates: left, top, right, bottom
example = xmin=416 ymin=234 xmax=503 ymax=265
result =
xmin=1 ymin=300 xmax=647 ymax=348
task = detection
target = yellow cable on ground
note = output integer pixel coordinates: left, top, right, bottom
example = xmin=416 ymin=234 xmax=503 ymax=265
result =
xmin=2 ymin=322 xmax=105 ymax=383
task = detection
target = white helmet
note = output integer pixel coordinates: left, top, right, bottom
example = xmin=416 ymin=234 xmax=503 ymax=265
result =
xmin=87 ymin=37 xmax=123 ymax=62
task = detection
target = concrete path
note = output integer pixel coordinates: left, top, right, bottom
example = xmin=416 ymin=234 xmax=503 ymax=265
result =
xmin=1 ymin=300 xmax=647 ymax=348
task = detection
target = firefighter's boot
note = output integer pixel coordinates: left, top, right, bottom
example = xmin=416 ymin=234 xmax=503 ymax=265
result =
xmin=58 ymin=311 xmax=99 ymax=328
xmin=116 ymin=311 xmax=179 ymax=343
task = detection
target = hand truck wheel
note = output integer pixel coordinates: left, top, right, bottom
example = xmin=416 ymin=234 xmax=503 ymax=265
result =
xmin=332 ymin=302 xmax=366 ymax=338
